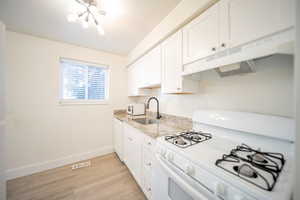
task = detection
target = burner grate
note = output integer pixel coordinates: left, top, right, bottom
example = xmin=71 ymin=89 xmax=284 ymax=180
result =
xmin=165 ymin=131 xmax=212 ymax=148
xmin=215 ymin=144 xmax=285 ymax=191
xmin=231 ymin=144 xmax=285 ymax=173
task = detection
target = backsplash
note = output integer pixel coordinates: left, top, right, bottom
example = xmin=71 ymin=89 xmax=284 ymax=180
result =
xmin=131 ymin=54 xmax=294 ymax=118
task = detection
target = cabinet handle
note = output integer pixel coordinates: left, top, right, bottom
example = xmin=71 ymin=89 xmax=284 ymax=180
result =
xmin=128 ymin=137 xmax=133 ymax=141
xmin=177 ymin=88 xmax=181 ymax=90
xmin=212 ymin=47 xmax=216 ymax=51
xmin=147 ymin=187 xmax=151 ymax=192
xmin=221 ymin=43 xmax=226 ymax=48
xmin=147 ymin=142 xmax=152 ymax=145
xmin=147 ymin=162 xmax=152 ymax=166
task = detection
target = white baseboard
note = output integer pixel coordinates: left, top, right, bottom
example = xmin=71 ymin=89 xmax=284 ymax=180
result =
xmin=5 ymin=146 xmax=114 ymax=180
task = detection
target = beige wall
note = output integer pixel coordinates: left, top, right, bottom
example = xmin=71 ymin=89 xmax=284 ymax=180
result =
xmin=134 ymin=54 xmax=294 ymax=118
xmin=0 ymin=21 xmax=6 ymax=200
xmin=5 ymin=31 xmax=128 ymax=179
xmin=294 ymin=0 xmax=300 ymax=198
xmin=128 ymin=0 xmax=215 ymax=63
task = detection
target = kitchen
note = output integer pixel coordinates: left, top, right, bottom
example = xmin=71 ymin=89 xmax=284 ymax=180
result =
xmin=0 ymin=0 xmax=299 ymax=200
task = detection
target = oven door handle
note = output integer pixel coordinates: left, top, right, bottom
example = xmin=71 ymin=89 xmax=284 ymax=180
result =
xmin=156 ymin=155 xmax=217 ymax=200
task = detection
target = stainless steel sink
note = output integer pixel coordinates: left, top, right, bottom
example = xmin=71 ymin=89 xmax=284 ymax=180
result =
xmin=133 ymin=118 xmax=157 ymax=125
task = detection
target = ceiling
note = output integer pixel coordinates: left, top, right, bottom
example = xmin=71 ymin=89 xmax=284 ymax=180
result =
xmin=0 ymin=0 xmax=181 ymax=55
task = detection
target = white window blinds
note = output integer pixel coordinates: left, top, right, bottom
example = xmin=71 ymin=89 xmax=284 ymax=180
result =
xmin=60 ymin=58 xmax=109 ymax=102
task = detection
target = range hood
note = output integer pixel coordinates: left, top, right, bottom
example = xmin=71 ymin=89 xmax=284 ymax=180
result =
xmin=214 ymin=60 xmax=255 ymax=77
xmin=182 ymin=28 xmax=294 ymax=77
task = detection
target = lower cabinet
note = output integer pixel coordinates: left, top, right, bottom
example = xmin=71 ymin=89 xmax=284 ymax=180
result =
xmin=113 ymin=118 xmax=124 ymax=161
xmin=123 ymin=122 xmax=156 ymax=199
xmin=141 ymin=137 xmax=156 ymax=199
xmin=123 ymin=123 xmax=143 ymax=186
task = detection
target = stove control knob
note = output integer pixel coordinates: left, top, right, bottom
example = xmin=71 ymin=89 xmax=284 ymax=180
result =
xmin=160 ymin=148 xmax=167 ymax=158
xmin=184 ymin=164 xmax=195 ymax=175
xmin=167 ymin=152 xmax=174 ymax=162
xmin=215 ymin=183 xmax=227 ymax=198
xmin=233 ymin=195 xmax=247 ymax=200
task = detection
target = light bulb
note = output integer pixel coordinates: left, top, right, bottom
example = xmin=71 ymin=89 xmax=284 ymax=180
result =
xmin=81 ymin=20 xmax=89 ymax=29
xmin=67 ymin=13 xmax=78 ymax=22
xmin=97 ymin=25 xmax=105 ymax=35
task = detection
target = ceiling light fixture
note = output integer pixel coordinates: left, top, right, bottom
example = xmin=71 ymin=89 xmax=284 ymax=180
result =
xmin=67 ymin=0 xmax=106 ymax=35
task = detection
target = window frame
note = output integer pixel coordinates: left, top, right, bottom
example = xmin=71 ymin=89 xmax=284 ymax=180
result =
xmin=58 ymin=57 xmax=110 ymax=105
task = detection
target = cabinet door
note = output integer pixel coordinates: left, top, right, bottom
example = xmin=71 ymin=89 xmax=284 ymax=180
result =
xmin=127 ymin=64 xmax=137 ymax=96
xmin=113 ymin=118 xmax=123 ymax=161
xmin=140 ymin=46 xmax=162 ymax=88
xmin=182 ymin=3 xmax=219 ymax=64
xmin=127 ymin=63 xmax=149 ymax=96
xmin=146 ymin=45 xmax=161 ymax=86
xmin=123 ymin=125 xmax=142 ymax=186
xmin=223 ymin=0 xmax=294 ymax=48
xmin=161 ymin=30 xmax=183 ymax=93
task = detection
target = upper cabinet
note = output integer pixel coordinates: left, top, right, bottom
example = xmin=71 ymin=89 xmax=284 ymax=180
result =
xmin=162 ymin=30 xmax=199 ymax=94
xmin=182 ymin=0 xmax=294 ymax=68
xmin=128 ymin=0 xmax=294 ymax=94
xmin=127 ymin=46 xmax=161 ymax=96
xmin=221 ymin=0 xmax=294 ymax=48
xmin=127 ymin=63 xmax=137 ymax=96
xmin=127 ymin=62 xmax=150 ymax=97
xmin=139 ymin=45 xmax=162 ymax=88
xmin=182 ymin=3 xmax=219 ymax=65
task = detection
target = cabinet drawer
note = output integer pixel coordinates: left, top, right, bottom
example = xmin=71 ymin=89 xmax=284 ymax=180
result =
xmin=141 ymin=164 xmax=152 ymax=200
xmin=143 ymin=148 xmax=153 ymax=170
xmin=143 ymin=136 xmax=156 ymax=152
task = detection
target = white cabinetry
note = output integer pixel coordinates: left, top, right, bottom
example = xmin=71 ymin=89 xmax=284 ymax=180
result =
xmin=127 ymin=46 xmax=161 ymax=96
xmin=162 ymin=30 xmax=199 ymax=94
xmin=182 ymin=0 xmax=294 ymax=73
xmin=141 ymin=136 xmax=156 ymax=199
xmin=127 ymin=63 xmax=138 ymax=96
xmin=140 ymin=45 xmax=162 ymax=88
xmin=127 ymin=62 xmax=150 ymax=97
xmin=182 ymin=3 xmax=219 ymax=65
xmin=221 ymin=0 xmax=294 ymax=48
xmin=123 ymin=123 xmax=143 ymax=186
xmin=113 ymin=118 xmax=123 ymax=161
xmin=122 ymin=122 xmax=156 ymax=199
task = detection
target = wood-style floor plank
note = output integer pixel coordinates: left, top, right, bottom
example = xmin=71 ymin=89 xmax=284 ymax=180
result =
xmin=7 ymin=153 xmax=147 ymax=200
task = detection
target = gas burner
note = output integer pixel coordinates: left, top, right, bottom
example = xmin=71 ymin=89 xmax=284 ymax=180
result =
xmin=174 ymin=138 xmax=187 ymax=145
xmin=216 ymin=144 xmax=286 ymax=191
xmin=231 ymin=144 xmax=285 ymax=172
xmin=233 ymin=164 xmax=258 ymax=178
xmin=190 ymin=135 xmax=201 ymax=141
xmin=248 ymin=153 xmax=268 ymax=164
xmin=165 ymin=131 xmax=212 ymax=148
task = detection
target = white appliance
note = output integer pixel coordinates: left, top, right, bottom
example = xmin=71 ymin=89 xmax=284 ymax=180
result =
xmin=152 ymin=110 xmax=294 ymax=200
xmin=127 ymin=103 xmax=145 ymax=116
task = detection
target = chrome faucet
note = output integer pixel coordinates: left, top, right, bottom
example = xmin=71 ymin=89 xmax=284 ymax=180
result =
xmin=146 ymin=97 xmax=162 ymax=120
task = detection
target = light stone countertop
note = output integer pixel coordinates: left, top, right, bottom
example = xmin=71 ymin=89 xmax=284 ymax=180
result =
xmin=113 ymin=110 xmax=192 ymax=139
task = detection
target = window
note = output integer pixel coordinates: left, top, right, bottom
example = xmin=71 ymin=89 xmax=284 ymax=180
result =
xmin=59 ymin=58 xmax=109 ymax=104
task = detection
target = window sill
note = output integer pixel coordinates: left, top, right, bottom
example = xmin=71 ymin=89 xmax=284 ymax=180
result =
xmin=58 ymin=100 xmax=109 ymax=105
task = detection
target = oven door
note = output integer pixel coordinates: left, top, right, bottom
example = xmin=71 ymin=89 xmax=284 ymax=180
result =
xmin=152 ymin=155 xmax=217 ymax=200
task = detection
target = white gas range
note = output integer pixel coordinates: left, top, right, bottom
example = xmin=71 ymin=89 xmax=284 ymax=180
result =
xmin=152 ymin=110 xmax=294 ymax=200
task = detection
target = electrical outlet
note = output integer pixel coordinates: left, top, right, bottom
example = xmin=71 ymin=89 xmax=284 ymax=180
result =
xmin=71 ymin=160 xmax=91 ymax=170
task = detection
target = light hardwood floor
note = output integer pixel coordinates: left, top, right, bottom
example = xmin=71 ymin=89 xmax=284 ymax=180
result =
xmin=7 ymin=153 xmax=147 ymax=200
